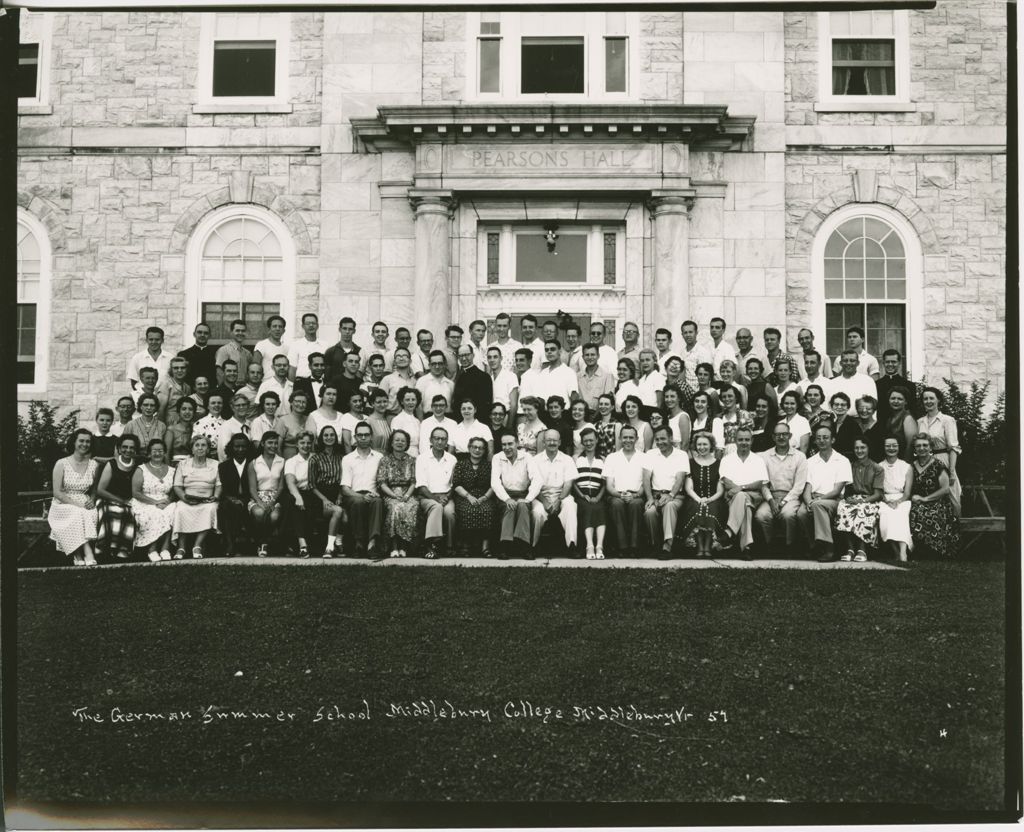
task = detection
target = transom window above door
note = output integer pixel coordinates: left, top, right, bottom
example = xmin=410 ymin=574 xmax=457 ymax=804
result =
xmin=479 ymin=224 xmax=624 ymax=287
xmin=469 ymin=11 xmax=637 ymax=101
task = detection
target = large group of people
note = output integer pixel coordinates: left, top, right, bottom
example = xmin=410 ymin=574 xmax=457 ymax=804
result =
xmin=47 ymin=313 xmax=962 ymax=565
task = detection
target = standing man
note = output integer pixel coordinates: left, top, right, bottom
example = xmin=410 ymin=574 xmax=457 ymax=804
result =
xmin=618 ymin=321 xmax=643 ymax=369
xmin=467 ymin=319 xmax=489 ymax=370
xmin=519 ymin=315 xmax=545 ymax=371
xmin=536 ymin=341 xmax=579 ymax=409
xmin=440 ymin=325 xmax=464 ymax=378
xmin=178 ymin=322 xmax=217 ymax=389
xmin=453 ymin=344 xmax=493 ymax=417
xmin=214 ymin=359 xmax=242 ymax=419
xmin=491 ymin=431 xmax=538 ymax=558
xmin=801 ymin=424 xmax=853 ymax=562
xmin=416 ymin=427 xmax=458 ymax=558
xmin=111 ymin=396 xmax=136 ymax=437
xmin=709 ymin=317 xmax=737 ymax=379
xmin=418 ymin=395 xmax=458 ymax=456
xmin=486 ymin=346 xmax=520 ymax=419
xmin=362 ymin=321 xmax=391 ymax=376
xmin=832 ymin=326 xmax=880 ymax=379
xmin=796 ymin=328 xmax=833 ymax=380
xmin=215 ymin=320 xmax=253 ymax=387
xmin=642 ymin=425 xmax=689 ymax=557
xmin=734 ymin=328 xmax=765 ymax=385
xmin=331 ymin=352 xmax=365 ymax=413
xmin=755 ymin=422 xmax=808 ymax=554
xmin=235 ymin=362 xmax=264 ymax=414
xmin=386 ymin=327 xmax=413 ymax=373
xmin=528 ymin=429 xmax=579 ymax=555
xmin=324 ymin=317 xmax=362 ymax=383
xmin=492 ymin=312 xmax=523 ymax=373
xmin=875 ymin=349 xmax=912 ymax=422
xmin=653 ymin=328 xmax=681 ymax=374
xmin=603 ymin=424 xmax=646 ymax=557
xmin=253 ymin=314 xmax=289 ymax=380
xmin=763 ymin=327 xmax=799 ymax=384
xmin=416 ymin=351 xmax=456 ymax=418
xmin=797 ymin=351 xmax=835 ymax=407
xmin=379 ymin=347 xmax=416 ymax=415
xmin=257 ymin=354 xmax=294 ymax=417
xmin=831 ymin=350 xmax=878 ymax=408
xmin=679 ymin=321 xmax=713 ymax=389
xmin=577 ymin=343 xmax=616 ymax=414
xmin=288 ymin=313 xmax=330 ymax=382
xmin=514 ymin=349 xmax=541 ymax=420
xmin=588 ymin=321 xmax=619 ymax=375
xmin=361 ymin=355 xmax=389 ymax=400
xmin=410 ymin=329 xmax=435 ymax=378
xmin=562 ymin=323 xmax=584 ymax=373
xmin=127 ymin=326 xmax=174 ymax=391
xmin=340 ymin=421 xmax=384 ymax=558
xmin=131 ymin=367 xmax=164 ymax=411
xmin=292 ymin=352 xmax=326 ymax=410
xmin=719 ymin=427 xmax=769 ymax=559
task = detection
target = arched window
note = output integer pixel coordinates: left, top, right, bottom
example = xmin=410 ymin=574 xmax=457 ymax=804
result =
xmin=812 ymin=204 xmax=923 ymax=379
xmin=17 ymin=211 xmax=52 ymax=394
xmin=185 ymin=205 xmax=295 ymax=346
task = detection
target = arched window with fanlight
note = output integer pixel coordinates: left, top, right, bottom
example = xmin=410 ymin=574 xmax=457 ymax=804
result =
xmin=184 ymin=205 xmax=296 ymax=347
xmin=17 ymin=210 xmax=52 ymax=395
xmin=812 ymin=204 xmax=923 ymax=380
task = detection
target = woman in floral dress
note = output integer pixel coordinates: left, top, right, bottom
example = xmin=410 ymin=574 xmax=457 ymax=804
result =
xmin=452 ymin=437 xmax=495 ymax=556
xmin=908 ymin=433 xmax=959 ymax=557
xmin=835 ymin=437 xmax=884 ymax=562
xmin=130 ymin=438 xmax=177 ymax=562
xmin=376 ymin=429 xmax=419 ymax=557
xmin=593 ymin=393 xmax=621 ymax=457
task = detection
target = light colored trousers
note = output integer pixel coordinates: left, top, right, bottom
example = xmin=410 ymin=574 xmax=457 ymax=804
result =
xmin=753 ymin=490 xmax=803 ymax=548
xmin=802 ymin=497 xmax=839 ymax=544
xmin=500 ymin=493 xmax=533 ymax=545
xmin=531 ymin=492 xmax=577 ymax=547
xmin=726 ymin=491 xmax=764 ymax=550
xmin=643 ymin=494 xmax=684 ymax=546
xmin=419 ymin=495 xmax=456 ymax=544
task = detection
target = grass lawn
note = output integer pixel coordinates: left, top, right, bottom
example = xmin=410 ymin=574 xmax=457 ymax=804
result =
xmin=15 ymin=561 xmax=1008 ymax=812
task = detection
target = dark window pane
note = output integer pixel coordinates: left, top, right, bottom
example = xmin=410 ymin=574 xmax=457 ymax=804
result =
xmin=17 ymin=303 xmax=36 ymax=360
xmin=515 ymin=233 xmax=586 ymax=282
xmin=521 ymin=37 xmax=584 ymax=94
xmin=202 ymin=302 xmax=237 ymax=342
xmin=605 ymin=37 xmax=627 ymax=93
xmin=18 ymin=43 xmax=39 ymax=99
xmin=242 ymin=303 xmax=279 ymax=338
xmin=832 ymin=40 xmax=895 ymax=96
xmin=866 ymin=303 xmax=905 ymax=358
xmin=486 ymin=232 xmax=500 ymax=284
xmin=603 ymin=233 xmax=617 ymax=284
xmin=213 ymin=41 xmax=276 ymax=97
xmin=202 ymin=301 xmax=279 ymax=347
xmin=479 ymin=38 xmax=500 ymax=93
xmin=825 ymin=304 xmax=863 ymax=360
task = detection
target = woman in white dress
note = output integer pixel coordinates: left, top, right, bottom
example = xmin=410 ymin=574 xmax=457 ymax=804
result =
xmin=172 ymin=434 xmax=221 ymax=559
xmin=284 ymin=431 xmax=317 ymax=558
xmin=130 ymin=438 xmax=178 ymax=562
xmin=308 ymin=384 xmax=344 ymax=443
xmin=689 ymin=391 xmax=725 ymax=452
xmin=451 ymin=399 xmax=492 ymax=457
xmin=614 ymin=358 xmax=641 ymax=409
xmin=247 ymin=430 xmax=286 ymax=557
xmin=778 ymin=391 xmax=811 ymax=455
xmin=877 ymin=435 xmax=914 ymax=563
xmin=662 ymin=386 xmax=692 ymax=453
xmin=47 ymin=428 xmax=99 ymax=566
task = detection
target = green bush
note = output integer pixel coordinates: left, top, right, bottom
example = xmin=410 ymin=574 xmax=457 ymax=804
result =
xmin=16 ymin=401 xmax=81 ymax=492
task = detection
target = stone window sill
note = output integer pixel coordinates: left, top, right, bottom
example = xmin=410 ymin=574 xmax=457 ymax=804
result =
xmin=192 ymin=102 xmax=293 ymax=115
xmin=814 ymin=101 xmax=917 ymax=113
xmin=18 ymin=103 xmax=53 ymax=115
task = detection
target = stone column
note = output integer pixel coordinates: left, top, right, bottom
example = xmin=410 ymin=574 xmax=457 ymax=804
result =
xmin=648 ymin=190 xmax=695 ymax=334
xmin=409 ymin=189 xmax=456 ymax=339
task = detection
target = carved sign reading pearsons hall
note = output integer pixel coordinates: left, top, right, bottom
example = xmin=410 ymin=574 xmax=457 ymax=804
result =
xmin=448 ymin=145 xmax=656 ymax=174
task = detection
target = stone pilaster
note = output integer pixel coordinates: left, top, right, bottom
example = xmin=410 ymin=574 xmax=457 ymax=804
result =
xmin=648 ymin=190 xmax=695 ymax=334
xmin=409 ymin=189 xmax=456 ymax=338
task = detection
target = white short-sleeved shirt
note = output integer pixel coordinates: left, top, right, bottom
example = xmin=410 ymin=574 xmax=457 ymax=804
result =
xmin=797 ymin=375 xmax=835 ymax=408
xmin=284 ymin=454 xmax=310 ymax=490
xmin=415 ymin=374 xmax=456 ymax=412
xmin=830 ymin=373 xmax=878 ymax=409
xmin=636 ymin=370 xmax=666 ymax=407
xmin=527 ymin=451 xmax=577 ymax=492
xmin=517 ymin=369 xmax=543 ymax=413
xmin=614 ymin=380 xmax=641 ymax=409
xmin=535 ymin=364 xmax=578 ymax=406
xmin=415 ymin=451 xmax=457 ymax=493
xmin=390 ymin=411 xmax=422 ymax=457
xmin=805 ymin=451 xmax=853 ymax=494
xmin=780 ymin=414 xmax=812 ymax=448
xmin=493 ymin=338 xmax=523 ymax=373
xmin=419 ymin=416 xmax=458 ymax=455
xmin=487 ymin=369 xmax=519 ymax=409
xmin=832 ymin=350 xmax=880 ymax=378
xmin=307 ymin=410 xmax=344 ymax=442
xmin=254 ymin=339 xmax=290 ymax=379
xmin=338 ymin=412 xmax=363 ymax=441
xmin=603 ymin=450 xmax=645 ymax=493
xmin=523 ymin=338 xmax=546 ymax=371
xmin=450 ymin=420 xmax=493 ymax=454
xmin=256 ymin=378 xmax=294 ymax=417
xmin=126 ymin=348 xmax=175 ymax=387
xmin=341 ymin=448 xmax=383 ymax=493
xmin=719 ymin=451 xmax=769 ymax=488
xmin=712 ymin=340 xmax=738 ymax=377
xmin=643 ymin=447 xmax=690 ymax=492
xmin=288 ymin=338 xmax=330 ymax=379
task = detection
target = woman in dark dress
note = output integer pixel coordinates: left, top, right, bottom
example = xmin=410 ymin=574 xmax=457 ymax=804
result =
xmin=743 ymin=357 xmax=778 ymax=413
xmin=829 ymin=392 xmax=861 ymax=459
xmin=908 ymin=433 xmax=959 ymax=557
xmin=854 ymin=395 xmax=886 ymax=462
xmin=676 ymin=431 xmax=727 ymax=557
xmin=749 ymin=393 xmax=777 ymax=453
xmin=95 ymin=433 xmax=141 ymax=560
xmin=884 ymin=386 xmax=918 ymax=461
xmin=452 ymin=437 xmax=495 ymax=556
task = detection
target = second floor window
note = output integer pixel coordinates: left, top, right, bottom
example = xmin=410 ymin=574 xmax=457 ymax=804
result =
xmin=18 ymin=44 xmax=39 ymax=99
xmin=213 ymin=41 xmax=276 ymax=97
xmin=818 ymin=10 xmax=909 ymax=107
xmin=197 ymin=13 xmax=291 ymax=110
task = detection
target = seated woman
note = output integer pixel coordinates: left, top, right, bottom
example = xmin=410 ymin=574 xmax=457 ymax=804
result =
xmin=777 ymin=390 xmax=811 ymax=455
xmin=573 ymin=428 xmax=607 ymax=559
xmin=663 ymin=386 xmax=692 ymax=452
xmin=677 ymin=431 xmax=727 ymax=557
xmin=392 ymin=387 xmax=423 ymax=459
xmin=620 ymin=395 xmax=654 ymax=452
xmin=47 ymin=428 xmax=100 ymax=567
xmin=130 ymin=438 xmax=178 ymax=562
xmin=284 ymin=430 xmax=318 ymax=558
xmin=593 ymin=393 xmax=621 ymax=456
xmin=614 ymin=358 xmax=641 ymax=409
xmin=247 ymin=431 xmax=286 ymax=557
xmin=877 ymin=436 xmax=914 ymax=563
xmin=834 ymin=436 xmax=885 ymax=562
xmin=171 ymin=434 xmax=221 ymax=559
xmin=95 ymin=433 xmax=141 ymax=561
xmin=376 ymin=429 xmax=418 ymax=558
xmin=451 ymin=436 xmax=495 ymax=557
xmin=163 ymin=397 xmax=197 ymax=464
xmin=308 ymin=426 xmax=346 ymax=558
xmin=908 ymin=433 xmax=960 ymax=558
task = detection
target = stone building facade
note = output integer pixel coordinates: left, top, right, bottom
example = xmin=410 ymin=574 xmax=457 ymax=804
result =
xmin=15 ymin=5 xmax=1006 ymax=412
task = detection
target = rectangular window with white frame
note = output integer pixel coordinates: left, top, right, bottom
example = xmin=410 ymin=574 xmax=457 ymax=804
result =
xmin=468 ymin=11 xmax=637 ymax=101
xmin=478 ymin=224 xmax=625 ymax=288
xmin=18 ymin=11 xmax=52 ymax=113
xmin=816 ymin=10 xmax=911 ymax=111
xmin=195 ymin=12 xmax=291 ymax=113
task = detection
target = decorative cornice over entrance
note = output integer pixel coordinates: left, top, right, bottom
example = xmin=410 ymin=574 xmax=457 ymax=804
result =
xmin=351 ymin=105 xmax=756 ymax=153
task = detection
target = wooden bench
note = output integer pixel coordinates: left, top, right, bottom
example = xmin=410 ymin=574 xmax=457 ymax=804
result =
xmin=17 ymin=491 xmax=55 ymax=564
xmin=960 ymin=485 xmax=1006 ymax=556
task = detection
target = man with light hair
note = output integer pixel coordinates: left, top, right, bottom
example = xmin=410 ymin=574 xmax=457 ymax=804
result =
xmin=719 ymin=426 xmax=769 ymax=560
xmin=636 ymin=348 xmax=666 ymax=413
xmin=529 ymin=429 xmax=579 ymax=554
xmin=642 ymin=424 xmax=689 ymax=558
xmin=709 ymin=317 xmax=737 ymax=379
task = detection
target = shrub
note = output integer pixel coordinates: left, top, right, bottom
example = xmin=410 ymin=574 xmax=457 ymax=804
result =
xmin=16 ymin=401 xmax=81 ymax=492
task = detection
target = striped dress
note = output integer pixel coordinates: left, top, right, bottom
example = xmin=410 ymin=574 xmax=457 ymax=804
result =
xmin=574 ymin=454 xmax=607 ymax=528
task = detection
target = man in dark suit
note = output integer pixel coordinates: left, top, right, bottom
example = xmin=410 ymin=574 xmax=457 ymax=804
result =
xmin=178 ymin=322 xmax=218 ymax=388
xmin=875 ymin=349 xmax=914 ymax=422
xmin=452 ymin=344 xmax=493 ymax=418
xmin=218 ymin=432 xmax=252 ymax=557
xmin=293 ymin=352 xmax=327 ymax=408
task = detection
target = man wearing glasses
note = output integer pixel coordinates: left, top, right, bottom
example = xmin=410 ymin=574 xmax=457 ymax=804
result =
xmin=618 ymin=321 xmax=642 ymax=369
xmin=415 ymin=350 xmax=456 ymax=418
xmin=588 ymin=321 xmax=619 ymax=375
xmin=340 ymin=422 xmax=384 ymax=558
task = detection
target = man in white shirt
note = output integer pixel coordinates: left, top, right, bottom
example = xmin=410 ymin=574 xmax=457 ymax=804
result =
xmin=415 ymin=351 xmax=456 ymax=418
xmin=492 ymin=313 xmax=523 ymax=373
xmin=383 ymin=327 xmax=413 ymax=374
xmin=467 ymin=319 xmax=489 ymax=370
xmin=156 ymin=356 xmax=192 ymax=424
xmin=587 ymin=321 xmax=619 ymax=375
xmin=380 ymin=347 xmax=417 ymax=415
xmin=831 ymin=350 xmax=878 ymax=408
xmin=831 ymin=325 xmax=880 ymax=379
xmin=796 ymin=350 xmax=835 ymax=407
xmin=253 ymin=314 xmax=289 ymax=380
xmin=719 ymin=427 xmax=769 ymax=559
xmin=416 ymin=426 xmax=458 ymax=558
xmin=796 ymin=328 xmax=833 ymax=380
xmin=491 ymin=431 xmax=541 ymax=557
xmin=340 ymin=420 xmax=384 ymax=558
xmin=709 ymin=317 xmax=738 ymax=379
xmin=418 ymin=395 xmax=457 ymax=456
xmin=515 ymin=349 xmax=542 ymax=418
xmin=528 ymin=429 xmax=579 ymax=554
xmin=486 ymin=346 xmax=519 ymax=417
xmin=734 ymin=328 xmax=766 ymax=385
xmin=651 ymin=328 xmax=680 ymax=375
xmin=755 ymin=422 xmax=809 ymax=553
xmin=257 ymin=354 xmax=294 ymax=417
xmin=643 ymin=425 xmax=689 ymax=557
xmin=536 ymin=340 xmax=579 ymax=408
xmin=604 ymin=424 xmax=646 ymax=557
xmin=562 ymin=322 xmax=584 ymax=374
xmin=618 ymin=321 xmax=642 ymax=369
xmin=519 ymin=315 xmax=546 ymax=371
xmin=362 ymin=321 xmax=391 ymax=377
xmin=679 ymin=320 xmax=713 ymax=388
xmin=801 ymin=423 xmax=853 ymax=562
xmin=217 ymin=393 xmax=254 ymax=461
xmin=409 ymin=329 xmax=435 ymax=378
xmin=127 ymin=325 xmax=174 ymax=391
xmin=636 ymin=349 xmax=666 ymax=413
xmin=288 ymin=313 xmax=330 ymax=382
